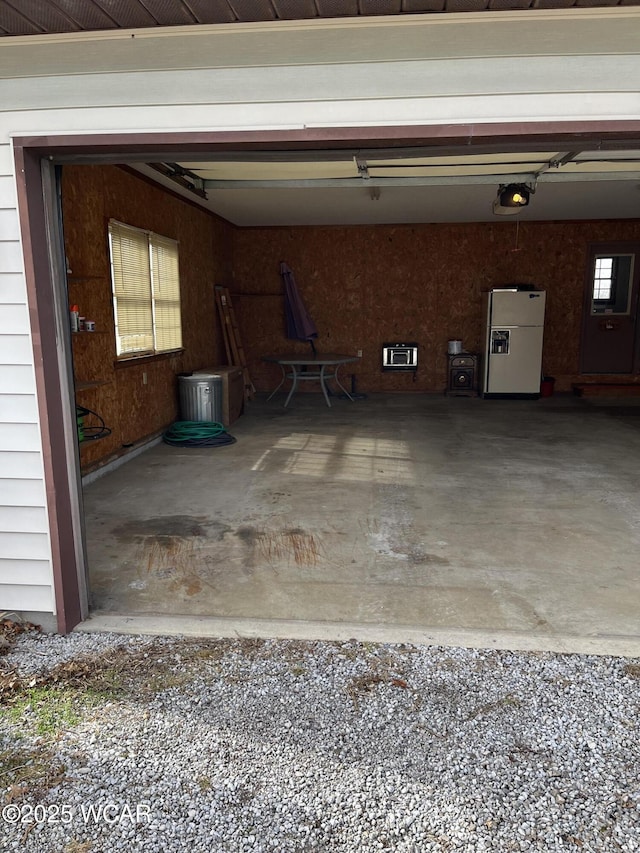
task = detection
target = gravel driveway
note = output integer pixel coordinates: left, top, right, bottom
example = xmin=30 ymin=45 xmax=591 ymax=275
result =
xmin=1 ymin=627 xmax=639 ymax=852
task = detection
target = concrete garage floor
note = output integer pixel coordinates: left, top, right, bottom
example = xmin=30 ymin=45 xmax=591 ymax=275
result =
xmin=80 ymin=393 xmax=640 ymax=656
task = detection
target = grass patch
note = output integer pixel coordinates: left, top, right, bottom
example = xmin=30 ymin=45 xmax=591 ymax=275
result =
xmin=5 ymin=685 xmax=83 ymax=737
xmin=1 ymin=643 xmax=195 ymax=705
xmin=64 ymin=842 xmax=93 ymax=853
xmin=0 ymin=639 xmax=243 ymax=802
xmin=197 ymin=776 xmax=212 ymax=791
xmin=0 ymin=637 xmax=252 ymax=710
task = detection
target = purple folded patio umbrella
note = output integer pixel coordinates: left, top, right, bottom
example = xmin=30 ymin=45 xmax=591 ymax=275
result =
xmin=280 ymin=262 xmax=318 ymax=355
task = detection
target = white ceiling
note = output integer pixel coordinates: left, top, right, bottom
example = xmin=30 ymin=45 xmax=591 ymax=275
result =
xmin=133 ymin=147 xmax=640 ymax=226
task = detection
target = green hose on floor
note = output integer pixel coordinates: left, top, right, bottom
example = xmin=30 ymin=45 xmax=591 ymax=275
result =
xmin=162 ymin=420 xmax=236 ymax=448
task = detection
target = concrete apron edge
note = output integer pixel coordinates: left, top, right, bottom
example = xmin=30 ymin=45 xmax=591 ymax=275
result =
xmin=75 ymin=612 xmax=640 ymax=659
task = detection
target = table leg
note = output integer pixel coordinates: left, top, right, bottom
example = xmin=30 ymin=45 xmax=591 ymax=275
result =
xmin=284 ymin=364 xmax=299 ymax=407
xmin=333 ymin=364 xmax=355 ymax=401
xmin=266 ymin=363 xmax=287 ymax=402
xmin=319 ymin=364 xmax=332 ymax=407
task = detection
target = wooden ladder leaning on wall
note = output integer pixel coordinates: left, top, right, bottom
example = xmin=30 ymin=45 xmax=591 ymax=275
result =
xmin=214 ymin=285 xmax=256 ymax=401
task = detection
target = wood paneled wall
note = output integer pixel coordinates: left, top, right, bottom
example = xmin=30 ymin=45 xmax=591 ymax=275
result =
xmin=232 ymin=220 xmax=640 ymax=393
xmin=62 ymin=165 xmax=233 ymax=470
xmin=63 ymin=162 xmax=640 ymax=475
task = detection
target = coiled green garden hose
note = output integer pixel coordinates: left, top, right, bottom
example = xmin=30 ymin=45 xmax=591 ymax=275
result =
xmin=162 ymin=421 xmax=236 ymax=448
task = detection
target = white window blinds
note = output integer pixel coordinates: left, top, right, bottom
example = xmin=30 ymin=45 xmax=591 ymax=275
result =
xmin=109 ymin=221 xmax=182 ymax=357
xmin=151 ymin=235 xmax=182 ymax=353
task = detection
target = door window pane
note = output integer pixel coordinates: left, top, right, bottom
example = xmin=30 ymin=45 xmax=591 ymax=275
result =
xmin=591 ymin=254 xmax=634 ymax=315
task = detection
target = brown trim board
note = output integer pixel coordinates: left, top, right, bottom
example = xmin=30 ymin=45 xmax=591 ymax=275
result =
xmin=15 ymin=120 xmax=640 ymax=160
xmin=13 ymin=147 xmax=82 ymax=634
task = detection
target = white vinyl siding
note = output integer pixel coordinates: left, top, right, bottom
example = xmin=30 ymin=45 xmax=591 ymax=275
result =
xmin=0 ymin=335 xmax=34 ymax=364
xmin=1 ymin=56 xmax=640 ymax=111
xmin=0 ymin=9 xmax=637 ymax=621
xmin=0 ymin=505 xmax=48 ymax=532
xmin=0 ymin=532 xmax=51 ymax=560
xmin=0 ymin=174 xmax=17 ymax=207
xmin=0 ymin=364 xmax=37 ymax=394
xmin=0 ymin=141 xmax=53 ymax=615
xmin=0 ymin=423 xmax=42 ymax=450
xmin=1 ymin=478 xmax=47 ymax=506
xmin=0 ymin=273 xmax=33 ymax=304
xmin=0 ymin=304 xmax=30 ymax=335
xmin=0 ymin=450 xmax=46 ymax=479
xmin=0 ymin=583 xmax=54 ymax=612
xmin=0 ymin=394 xmax=40 ymax=424
xmin=0 ymin=208 xmax=20 ymax=240
xmin=0 ymin=19 xmax=639 ymax=134
xmin=2 ymin=240 xmax=25 ymax=273
xmin=1 ymin=559 xmax=51 ymax=586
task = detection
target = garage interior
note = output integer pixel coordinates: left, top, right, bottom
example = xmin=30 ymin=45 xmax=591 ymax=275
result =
xmin=60 ymin=139 xmax=640 ymax=651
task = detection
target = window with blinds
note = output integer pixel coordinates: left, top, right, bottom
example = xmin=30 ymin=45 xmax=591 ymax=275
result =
xmin=108 ymin=221 xmax=182 ymax=358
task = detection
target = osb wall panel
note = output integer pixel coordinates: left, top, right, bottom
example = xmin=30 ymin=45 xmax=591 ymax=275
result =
xmin=232 ymin=220 xmax=640 ymax=394
xmin=62 ymin=165 xmax=233 ymax=470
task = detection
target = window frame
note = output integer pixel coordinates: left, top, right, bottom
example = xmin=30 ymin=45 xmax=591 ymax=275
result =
xmin=108 ymin=220 xmax=183 ymax=360
xmin=590 ymin=253 xmax=635 ymax=316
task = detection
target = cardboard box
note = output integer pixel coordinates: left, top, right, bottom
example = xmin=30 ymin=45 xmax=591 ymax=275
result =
xmin=193 ymin=366 xmax=244 ymax=427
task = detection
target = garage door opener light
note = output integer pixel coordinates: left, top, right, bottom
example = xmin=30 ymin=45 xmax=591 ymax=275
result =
xmin=493 ymin=183 xmax=535 ymax=216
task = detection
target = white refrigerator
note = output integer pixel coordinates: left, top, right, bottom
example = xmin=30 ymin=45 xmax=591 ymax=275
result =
xmin=481 ymin=288 xmax=546 ymax=398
